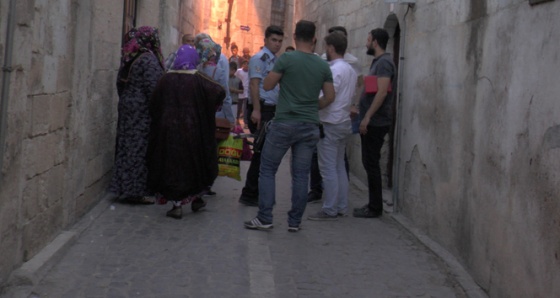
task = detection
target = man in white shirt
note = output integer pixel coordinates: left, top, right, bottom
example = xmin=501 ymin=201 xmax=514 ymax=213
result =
xmin=308 ymin=31 xmax=357 ymax=220
xmin=308 ymin=26 xmax=362 ymax=204
xmin=235 ymin=59 xmax=250 ymax=124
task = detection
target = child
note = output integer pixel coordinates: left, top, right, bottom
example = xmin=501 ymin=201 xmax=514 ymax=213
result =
xmin=234 ymin=59 xmax=250 ymax=125
xmin=228 ymin=62 xmax=244 ymax=122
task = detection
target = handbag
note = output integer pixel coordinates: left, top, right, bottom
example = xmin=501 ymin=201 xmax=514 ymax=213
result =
xmin=217 ymin=134 xmax=242 ymax=181
xmin=215 ymin=117 xmax=230 ymax=140
xmin=364 ymin=75 xmax=392 ymax=94
xmin=232 ymin=125 xmax=253 ymax=161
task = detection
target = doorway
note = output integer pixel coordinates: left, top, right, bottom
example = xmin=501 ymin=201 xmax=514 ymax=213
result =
xmin=383 ymin=14 xmax=401 ymax=188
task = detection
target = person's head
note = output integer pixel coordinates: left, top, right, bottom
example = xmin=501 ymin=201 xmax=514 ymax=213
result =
xmin=324 ymin=31 xmax=347 ymax=61
xmin=229 ymin=61 xmax=238 ymax=75
xmin=120 ymin=26 xmax=164 ymax=71
xmin=263 ymin=25 xmax=284 ymax=54
xmin=285 ymin=45 xmax=295 ymax=52
xmin=170 ymin=44 xmax=200 ymax=70
xmin=366 ymin=28 xmax=389 ymax=56
xmin=123 ymin=26 xmax=162 ymax=52
xmin=182 ymin=34 xmax=195 ymax=46
xmin=240 ymin=59 xmax=248 ymax=71
xmin=231 ymin=43 xmax=238 ymax=56
xmin=294 ymin=20 xmax=316 ymax=44
xmin=242 ymin=47 xmax=251 ymax=57
xmin=328 ymin=26 xmax=348 ymax=37
xmin=194 ymin=33 xmax=222 ymax=65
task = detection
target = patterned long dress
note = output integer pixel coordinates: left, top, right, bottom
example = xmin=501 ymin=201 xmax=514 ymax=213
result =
xmin=110 ymin=52 xmax=164 ymax=198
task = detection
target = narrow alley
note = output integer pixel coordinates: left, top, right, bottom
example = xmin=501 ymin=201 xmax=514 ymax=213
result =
xmin=7 ymin=154 xmax=468 ymax=298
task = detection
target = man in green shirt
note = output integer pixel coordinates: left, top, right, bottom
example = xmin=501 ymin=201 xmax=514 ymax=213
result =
xmin=244 ymin=20 xmax=335 ymax=232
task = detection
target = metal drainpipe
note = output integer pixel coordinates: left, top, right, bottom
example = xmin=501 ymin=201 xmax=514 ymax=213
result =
xmin=0 ymin=0 xmax=17 ymax=178
xmin=392 ymin=5 xmax=411 ymax=212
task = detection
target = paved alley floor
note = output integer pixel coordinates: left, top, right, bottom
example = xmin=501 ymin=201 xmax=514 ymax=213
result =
xmin=23 ymin=153 xmax=466 ymax=298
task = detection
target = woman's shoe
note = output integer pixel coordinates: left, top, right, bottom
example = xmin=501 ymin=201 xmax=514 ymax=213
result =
xmin=191 ymin=197 xmax=207 ymax=212
xmin=166 ymin=206 xmax=182 ymax=219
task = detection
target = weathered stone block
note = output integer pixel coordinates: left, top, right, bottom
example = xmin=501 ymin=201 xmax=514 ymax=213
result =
xmin=0 ymin=227 xmax=21 ymax=285
xmin=56 ymin=56 xmax=73 ymax=92
xmin=85 ymin=155 xmax=105 ymax=188
xmin=29 ymin=52 xmax=45 ymax=95
xmin=45 ymin=164 xmax=65 ymax=208
xmin=49 ymin=92 xmax=69 ymax=131
xmin=23 ymin=132 xmax=65 ymax=178
xmin=15 ymin=0 xmax=35 ymax=26
xmin=76 ymin=176 xmax=108 ymax=218
xmin=22 ymin=176 xmax=46 ymax=221
xmin=30 ymin=94 xmax=52 ymax=136
xmin=42 ymin=55 xmax=58 ymax=94
xmin=0 ymin=194 xmax=20 ymax=236
xmin=21 ymin=201 xmax=63 ymax=261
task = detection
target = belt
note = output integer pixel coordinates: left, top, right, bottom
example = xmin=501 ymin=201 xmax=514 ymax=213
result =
xmin=260 ymin=100 xmax=276 ymax=112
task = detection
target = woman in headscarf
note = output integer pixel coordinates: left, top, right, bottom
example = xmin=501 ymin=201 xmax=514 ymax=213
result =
xmin=110 ymin=26 xmax=165 ymax=204
xmin=194 ymin=33 xmax=235 ymax=196
xmin=195 ymin=33 xmax=235 ymax=127
xmin=147 ymin=45 xmax=225 ymax=219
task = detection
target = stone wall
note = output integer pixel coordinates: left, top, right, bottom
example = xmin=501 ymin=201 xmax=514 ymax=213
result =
xmin=0 ymin=0 xmax=125 ymax=287
xmin=396 ymin=1 xmax=560 ymax=297
xmin=296 ymin=0 xmax=560 ymax=297
xmin=0 ymin=0 xmax=285 ymax=289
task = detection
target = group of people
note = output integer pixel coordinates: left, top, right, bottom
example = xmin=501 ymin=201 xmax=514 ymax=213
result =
xmin=110 ymin=20 xmax=396 ymax=229
xmin=111 ymin=27 xmax=233 ymax=219
xmin=240 ymin=21 xmax=395 ymax=232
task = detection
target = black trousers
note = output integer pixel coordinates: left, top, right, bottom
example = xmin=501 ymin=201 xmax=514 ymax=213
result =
xmin=241 ymin=103 xmax=275 ymax=199
xmin=360 ymin=125 xmax=390 ymax=211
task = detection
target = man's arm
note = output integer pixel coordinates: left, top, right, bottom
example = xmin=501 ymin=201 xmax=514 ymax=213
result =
xmin=249 ymin=78 xmax=262 ymax=127
xmin=263 ymin=71 xmax=282 ymax=91
xmin=318 ymin=82 xmax=335 ymax=109
xmin=359 ymin=76 xmax=390 ymax=134
xmin=350 ymin=75 xmax=363 ymax=118
xmin=216 ymin=55 xmax=235 ymax=126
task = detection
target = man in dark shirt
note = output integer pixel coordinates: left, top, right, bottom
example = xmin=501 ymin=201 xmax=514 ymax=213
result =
xmin=354 ymin=28 xmax=396 ymax=218
xmin=237 ymin=25 xmax=284 ymax=206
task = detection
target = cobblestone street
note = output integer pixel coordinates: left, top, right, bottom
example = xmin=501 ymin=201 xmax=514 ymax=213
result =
xmin=14 ymin=154 xmax=466 ymax=298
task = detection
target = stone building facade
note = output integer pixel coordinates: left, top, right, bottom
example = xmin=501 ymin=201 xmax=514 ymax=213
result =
xmin=0 ymin=0 xmax=281 ymax=290
xmin=295 ymin=0 xmax=560 ymax=297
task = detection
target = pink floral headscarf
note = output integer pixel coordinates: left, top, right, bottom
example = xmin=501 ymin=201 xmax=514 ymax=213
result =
xmin=119 ymin=26 xmax=165 ymax=79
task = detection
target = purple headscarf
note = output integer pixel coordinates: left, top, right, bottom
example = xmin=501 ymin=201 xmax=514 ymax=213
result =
xmin=170 ymin=45 xmax=200 ymax=70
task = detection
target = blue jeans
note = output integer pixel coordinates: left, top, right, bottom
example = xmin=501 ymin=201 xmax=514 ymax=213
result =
xmin=257 ymin=121 xmax=320 ymax=226
xmin=317 ymin=121 xmax=352 ymax=216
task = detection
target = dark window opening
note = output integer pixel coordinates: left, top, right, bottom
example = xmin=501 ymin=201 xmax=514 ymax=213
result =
xmin=270 ymin=0 xmax=286 ymax=28
xmin=122 ymin=0 xmax=137 ymax=45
